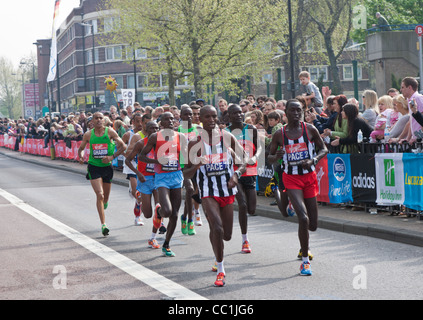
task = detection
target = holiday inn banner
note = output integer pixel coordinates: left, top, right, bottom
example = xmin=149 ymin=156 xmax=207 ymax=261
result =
xmin=375 ymin=153 xmax=405 ymax=206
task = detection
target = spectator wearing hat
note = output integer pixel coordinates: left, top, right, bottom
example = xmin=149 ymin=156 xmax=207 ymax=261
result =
xmin=196 ymin=99 xmax=205 ymax=107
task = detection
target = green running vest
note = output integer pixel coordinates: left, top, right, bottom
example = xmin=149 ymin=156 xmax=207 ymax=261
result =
xmin=88 ymin=127 xmax=116 ymax=167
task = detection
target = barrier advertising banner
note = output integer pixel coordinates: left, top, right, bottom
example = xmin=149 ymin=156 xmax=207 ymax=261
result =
xmin=350 ymin=154 xmax=376 ymax=203
xmin=316 ymin=155 xmax=329 ymax=203
xmin=327 ymin=154 xmax=353 ymax=204
xmin=375 ymin=153 xmax=404 ymax=206
xmin=402 ymin=153 xmax=423 ymax=210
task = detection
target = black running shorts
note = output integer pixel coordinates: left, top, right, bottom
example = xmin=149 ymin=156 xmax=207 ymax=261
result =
xmin=86 ymin=164 xmax=114 ymax=183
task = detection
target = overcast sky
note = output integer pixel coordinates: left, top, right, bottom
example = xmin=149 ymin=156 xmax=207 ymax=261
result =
xmin=1 ymin=0 xmax=81 ymax=68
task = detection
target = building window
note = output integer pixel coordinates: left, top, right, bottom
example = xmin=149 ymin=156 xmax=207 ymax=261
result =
xmin=115 ymin=76 xmax=124 ymax=89
xmin=136 ymin=49 xmax=147 ymax=60
xmin=176 ymin=76 xmax=188 ymax=87
xmin=106 ymin=46 xmax=123 ymax=61
xmin=84 ymin=20 xmax=98 ymax=35
xmin=343 ymin=65 xmax=362 ymax=81
xmin=86 ymin=48 xmax=99 ymax=64
xmin=302 ymin=66 xmax=328 ymax=82
xmin=138 ymin=75 xmax=148 ymax=88
xmin=126 ymin=48 xmax=148 ymax=61
xmin=161 ymin=74 xmax=168 ymax=87
xmin=104 ymin=17 xmax=119 ymax=33
xmin=262 ymin=72 xmax=274 ymax=84
xmin=127 ymin=75 xmax=135 ymax=89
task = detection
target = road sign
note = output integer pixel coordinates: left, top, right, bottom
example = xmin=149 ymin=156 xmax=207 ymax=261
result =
xmin=415 ymin=25 xmax=423 ymax=37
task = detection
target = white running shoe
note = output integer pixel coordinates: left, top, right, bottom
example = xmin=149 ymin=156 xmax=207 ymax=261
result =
xmin=194 ymin=212 xmax=203 ymax=226
xmin=134 ymin=216 xmax=144 ymax=226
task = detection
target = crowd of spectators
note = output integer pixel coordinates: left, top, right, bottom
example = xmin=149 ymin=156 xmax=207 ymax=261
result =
xmin=1 ymin=75 xmax=423 ymax=156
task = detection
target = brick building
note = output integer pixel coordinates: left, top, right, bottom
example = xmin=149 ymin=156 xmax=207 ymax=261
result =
xmin=35 ymin=0 xmax=371 ymax=114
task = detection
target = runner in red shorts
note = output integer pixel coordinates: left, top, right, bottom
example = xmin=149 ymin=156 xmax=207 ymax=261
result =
xmin=184 ymin=105 xmax=247 ymax=287
xmin=268 ymin=99 xmax=328 ymax=276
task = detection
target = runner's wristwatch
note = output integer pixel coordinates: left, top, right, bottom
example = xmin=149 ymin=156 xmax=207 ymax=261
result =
xmin=312 ymin=158 xmax=318 ymax=165
xmin=235 ymin=170 xmax=242 ymax=179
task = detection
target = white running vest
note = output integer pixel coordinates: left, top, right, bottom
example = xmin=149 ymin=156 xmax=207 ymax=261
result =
xmin=196 ymin=132 xmax=237 ymax=198
xmin=282 ymin=122 xmax=316 ymax=175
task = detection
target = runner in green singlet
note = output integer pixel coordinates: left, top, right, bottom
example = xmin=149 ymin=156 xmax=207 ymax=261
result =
xmin=78 ymin=112 xmax=126 ymax=236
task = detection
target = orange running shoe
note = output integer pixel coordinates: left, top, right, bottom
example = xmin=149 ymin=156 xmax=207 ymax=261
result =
xmin=148 ymin=238 xmax=160 ymax=249
xmin=214 ymin=272 xmax=225 ymax=287
xmin=153 ymin=204 xmax=162 ymax=229
xmin=241 ymin=240 xmax=252 ymax=254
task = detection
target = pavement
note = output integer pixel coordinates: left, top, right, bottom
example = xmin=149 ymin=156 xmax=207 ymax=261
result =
xmin=1 ymin=147 xmax=423 ymax=248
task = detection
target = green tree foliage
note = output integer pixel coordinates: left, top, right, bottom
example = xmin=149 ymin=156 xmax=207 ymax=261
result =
xmin=352 ymin=0 xmax=423 ymax=43
xmin=300 ymin=0 xmax=354 ymax=94
xmin=0 ymin=57 xmax=22 ymax=119
xmin=102 ymin=0 xmax=287 ymax=101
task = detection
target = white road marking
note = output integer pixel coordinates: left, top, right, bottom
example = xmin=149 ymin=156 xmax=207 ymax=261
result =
xmin=0 ymin=188 xmax=206 ymax=300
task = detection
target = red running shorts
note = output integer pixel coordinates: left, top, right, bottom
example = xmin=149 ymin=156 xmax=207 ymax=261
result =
xmin=203 ymin=195 xmax=236 ymax=208
xmin=282 ymin=171 xmax=318 ymax=199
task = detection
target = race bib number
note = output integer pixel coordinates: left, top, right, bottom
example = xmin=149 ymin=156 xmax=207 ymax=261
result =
xmin=92 ymin=143 xmax=108 ymax=159
xmin=285 ymin=142 xmax=309 ymax=165
xmin=146 ymin=163 xmax=155 ymax=173
xmin=204 ymin=153 xmax=229 ymax=177
xmin=162 ymin=153 xmax=179 ymax=171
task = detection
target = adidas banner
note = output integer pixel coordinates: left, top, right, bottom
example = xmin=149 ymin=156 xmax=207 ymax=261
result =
xmin=350 ymin=154 xmax=376 ymax=203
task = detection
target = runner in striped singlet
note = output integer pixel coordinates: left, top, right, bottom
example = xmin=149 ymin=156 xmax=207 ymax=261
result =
xmin=184 ymin=105 xmax=247 ymax=287
xmin=268 ymin=99 xmax=328 ymax=276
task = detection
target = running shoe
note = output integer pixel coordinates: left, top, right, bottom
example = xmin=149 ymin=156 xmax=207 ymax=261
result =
xmin=135 ymin=190 xmax=141 ymax=201
xmin=153 ymin=204 xmax=162 ymax=229
xmin=194 ymin=212 xmax=203 ymax=226
xmin=214 ymin=273 xmax=226 ymax=287
xmin=134 ymin=216 xmax=144 ymax=226
xmin=181 ymin=216 xmax=188 ymax=235
xmin=159 ymin=223 xmax=167 ymax=234
xmin=297 ymin=249 xmax=314 ymax=260
xmin=162 ymin=246 xmax=175 ymax=257
xmin=287 ymin=201 xmax=296 ymax=216
xmin=211 ymin=261 xmax=218 ymax=272
xmin=134 ymin=202 xmax=141 ymax=217
xmin=241 ymin=240 xmax=252 ymax=254
xmin=103 ymin=202 xmax=108 ymax=210
xmin=300 ymin=261 xmax=312 ymax=276
xmin=148 ymin=238 xmax=160 ymax=249
xmin=188 ymin=221 xmax=196 ymax=236
xmin=101 ymin=224 xmax=109 ymax=236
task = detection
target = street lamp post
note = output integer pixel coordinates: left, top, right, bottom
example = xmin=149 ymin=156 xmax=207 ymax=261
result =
xmin=80 ymin=23 xmax=97 ymax=109
xmin=288 ymin=0 xmax=296 ymax=99
xmin=133 ymin=48 xmax=138 ymax=103
xmin=33 ymin=42 xmax=56 ymax=160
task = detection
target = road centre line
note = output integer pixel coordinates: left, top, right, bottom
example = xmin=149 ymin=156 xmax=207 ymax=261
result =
xmin=0 ymin=188 xmax=206 ymax=301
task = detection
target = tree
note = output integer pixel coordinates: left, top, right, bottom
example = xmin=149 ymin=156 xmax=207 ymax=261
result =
xmin=352 ymin=0 xmax=423 ymax=43
xmin=300 ymin=0 xmax=354 ymax=94
xmin=0 ymin=57 xmax=22 ymax=119
xmin=102 ymin=0 xmax=287 ymax=101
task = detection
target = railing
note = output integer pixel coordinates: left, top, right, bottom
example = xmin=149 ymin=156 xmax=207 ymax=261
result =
xmin=326 ymin=140 xmax=423 ymax=219
xmin=367 ymin=24 xmax=420 ymax=34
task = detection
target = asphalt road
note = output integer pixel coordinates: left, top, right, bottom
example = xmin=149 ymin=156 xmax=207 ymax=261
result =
xmin=1 ymin=153 xmax=422 ymax=301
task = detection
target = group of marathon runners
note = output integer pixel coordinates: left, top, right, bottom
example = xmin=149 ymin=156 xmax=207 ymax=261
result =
xmin=76 ymin=95 xmax=328 ymax=287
